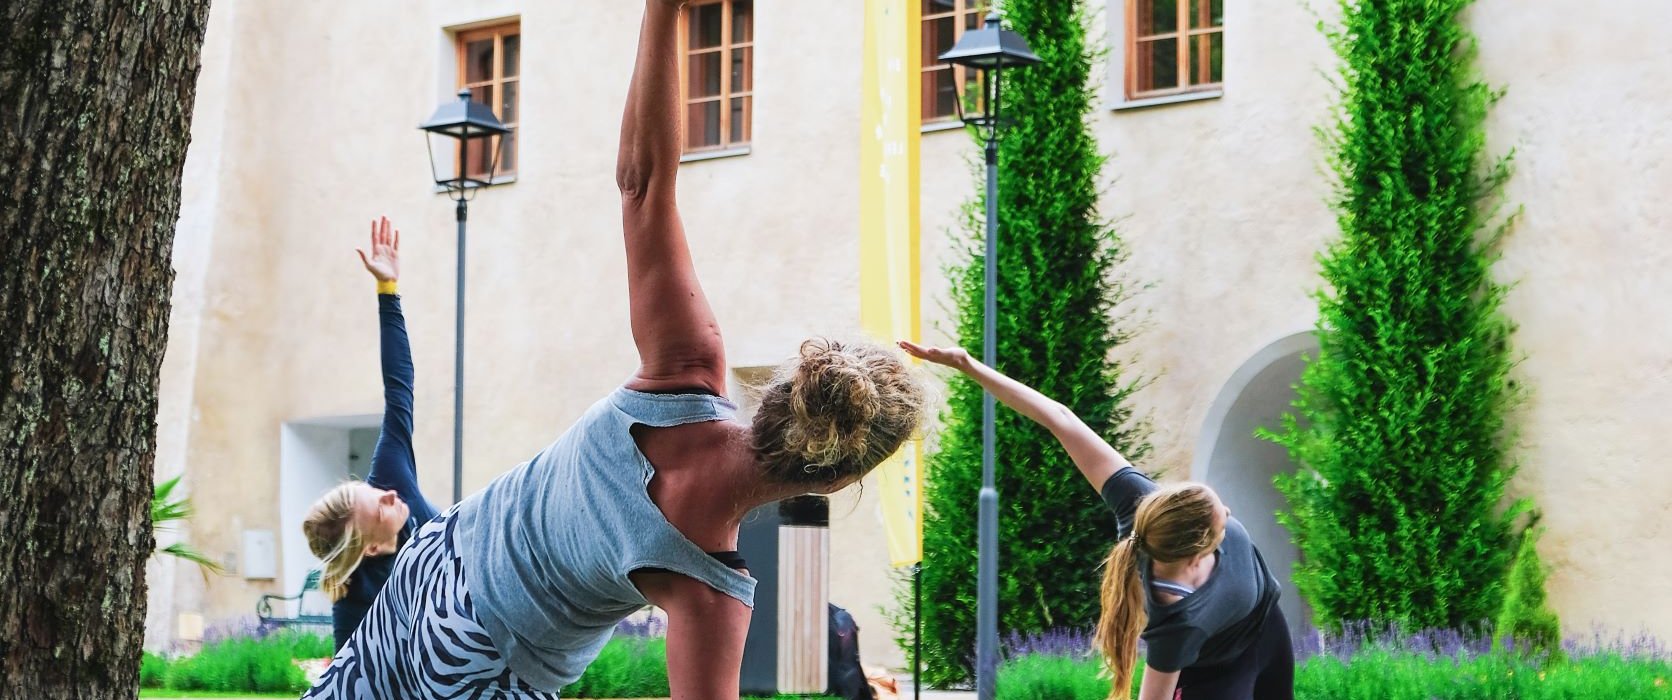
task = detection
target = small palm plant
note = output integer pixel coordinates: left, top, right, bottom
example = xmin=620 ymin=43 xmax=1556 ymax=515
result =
xmin=153 ymin=475 xmax=224 ymax=574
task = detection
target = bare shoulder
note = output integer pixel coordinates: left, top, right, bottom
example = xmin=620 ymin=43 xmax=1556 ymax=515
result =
xmin=633 ymin=420 xmax=750 ymax=551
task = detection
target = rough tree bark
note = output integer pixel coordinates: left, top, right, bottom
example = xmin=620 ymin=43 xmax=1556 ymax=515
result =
xmin=0 ymin=0 xmax=212 ymax=696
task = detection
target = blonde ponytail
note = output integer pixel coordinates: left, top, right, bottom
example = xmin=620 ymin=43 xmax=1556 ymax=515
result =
xmin=302 ymin=483 xmax=366 ymax=601
xmin=1094 ymin=536 xmax=1146 ymax=699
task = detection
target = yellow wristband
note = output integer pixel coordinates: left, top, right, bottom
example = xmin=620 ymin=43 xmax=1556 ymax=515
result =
xmin=377 ymin=280 xmax=398 ymax=295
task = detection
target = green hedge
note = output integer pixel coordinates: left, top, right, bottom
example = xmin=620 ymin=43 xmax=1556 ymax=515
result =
xmin=145 ymin=629 xmax=331 ymax=693
xmin=909 ymin=0 xmax=1149 ymax=686
xmin=997 ymin=649 xmax=1672 ymax=700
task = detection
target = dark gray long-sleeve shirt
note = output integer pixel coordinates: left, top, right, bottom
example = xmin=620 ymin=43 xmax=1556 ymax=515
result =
xmin=1100 ymin=466 xmax=1280 ymax=672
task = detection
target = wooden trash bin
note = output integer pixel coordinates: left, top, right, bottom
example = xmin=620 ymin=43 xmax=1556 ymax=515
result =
xmin=776 ymin=495 xmax=829 ymax=694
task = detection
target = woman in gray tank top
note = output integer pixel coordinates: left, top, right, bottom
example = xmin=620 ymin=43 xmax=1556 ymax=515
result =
xmin=899 ymin=342 xmax=1293 ymax=700
xmin=301 ymin=2 xmax=928 ymax=697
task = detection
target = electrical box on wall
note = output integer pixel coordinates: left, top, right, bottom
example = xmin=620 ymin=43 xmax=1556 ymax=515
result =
xmin=242 ymin=529 xmax=277 ymax=580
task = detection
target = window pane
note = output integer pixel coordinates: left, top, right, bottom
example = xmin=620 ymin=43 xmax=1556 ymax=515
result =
xmin=466 ymin=39 xmax=494 ymax=83
xmin=1210 ymin=31 xmax=1223 ymax=82
xmin=731 ymin=47 xmax=752 ymax=93
xmin=923 ymin=68 xmax=957 ymax=120
xmin=465 ymin=136 xmax=494 ymax=178
xmin=498 ymin=132 xmax=516 ymax=174
xmin=729 ymin=96 xmax=750 ymax=144
xmin=1189 ymin=0 xmax=1223 ymax=28
xmin=1203 ymin=30 xmax=1230 ymax=83
xmin=690 ymin=3 xmax=724 ymax=49
xmin=965 ymin=3 xmax=985 ymax=30
xmin=689 ymin=52 xmax=723 ymax=98
xmin=502 ymin=34 xmax=520 ymax=77
xmin=470 ymin=84 xmax=493 ymax=108
xmin=732 ymin=0 xmax=753 ymax=43
xmin=1187 ymin=31 xmax=1223 ymax=85
xmin=1135 ymin=38 xmax=1178 ymax=93
xmin=924 ymin=15 xmax=955 ymax=66
xmin=500 ymin=81 xmax=518 ymax=123
xmin=687 ymin=101 xmax=722 ymax=149
xmin=1135 ymin=0 xmax=1178 ymax=37
xmin=924 ymin=0 xmax=957 ymax=15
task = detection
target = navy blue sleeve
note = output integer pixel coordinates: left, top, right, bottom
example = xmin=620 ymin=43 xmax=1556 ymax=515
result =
xmin=332 ymin=598 xmax=369 ymax=652
xmin=1100 ymin=466 xmax=1159 ymax=541
xmin=366 ymin=294 xmax=438 ymax=522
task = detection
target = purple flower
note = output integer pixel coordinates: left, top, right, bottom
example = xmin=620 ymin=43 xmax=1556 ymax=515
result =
xmin=1290 ymin=620 xmax=1668 ymax=663
xmin=201 ymin=616 xmax=283 ymax=644
xmin=1002 ymin=628 xmax=1094 ymax=659
xmin=1562 ymin=625 xmax=1670 ymax=660
xmin=615 ymin=612 xmax=668 ymax=638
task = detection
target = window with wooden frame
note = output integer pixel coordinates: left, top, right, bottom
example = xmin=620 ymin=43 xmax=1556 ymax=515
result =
xmin=1127 ymin=0 xmax=1222 ymax=100
xmin=456 ymin=21 xmax=520 ymax=178
xmin=680 ymin=0 xmax=753 ymax=154
xmin=922 ymin=0 xmax=988 ymax=122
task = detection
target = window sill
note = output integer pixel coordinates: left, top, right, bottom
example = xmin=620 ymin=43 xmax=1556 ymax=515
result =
xmin=431 ymin=175 xmax=517 ymax=195
xmin=680 ymin=146 xmax=752 ymax=163
xmin=921 ymin=120 xmax=967 ymax=134
xmin=1110 ymin=89 xmax=1223 ymax=112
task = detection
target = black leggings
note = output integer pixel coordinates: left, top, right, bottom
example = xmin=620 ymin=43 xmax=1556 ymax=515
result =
xmin=1174 ymin=603 xmax=1295 ymax=700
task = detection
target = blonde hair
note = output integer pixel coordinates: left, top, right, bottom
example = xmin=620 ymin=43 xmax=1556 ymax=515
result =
xmin=302 ymin=482 xmax=366 ymax=602
xmin=1094 ymin=482 xmax=1225 ymax=698
xmin=751 ymin=338 xmax=928 ymax=487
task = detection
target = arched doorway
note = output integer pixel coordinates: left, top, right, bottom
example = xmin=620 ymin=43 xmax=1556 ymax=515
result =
xmin=1191 ymin=332 xmax=1316 ymax=634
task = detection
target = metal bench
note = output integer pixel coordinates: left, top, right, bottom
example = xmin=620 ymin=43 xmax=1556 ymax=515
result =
xmin=256 ymin=570 xmax=332 ymax=627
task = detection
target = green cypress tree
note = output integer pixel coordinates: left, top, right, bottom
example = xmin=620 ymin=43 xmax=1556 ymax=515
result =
xmin=902 ymin=0 xmax=1149 ymax=686
xmin=1266 ymin=0 xmax=1524 ymax=631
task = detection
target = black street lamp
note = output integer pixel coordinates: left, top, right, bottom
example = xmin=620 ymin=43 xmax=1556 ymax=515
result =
xmin=421 ymin=88 xmax=510 ymax=504
xmin=939 ymin=12 xmax=1040 ymax=700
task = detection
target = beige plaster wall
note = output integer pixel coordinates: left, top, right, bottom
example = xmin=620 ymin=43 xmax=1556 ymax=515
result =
xmin=152 ymin=0 xmax=1672 ymax=670
xmin=1471 ymin=0 xmax=1672 ymax=639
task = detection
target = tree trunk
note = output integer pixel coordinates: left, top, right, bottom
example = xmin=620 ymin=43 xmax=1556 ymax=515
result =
xmin=0 ymin=0 xmax=211 ymax=696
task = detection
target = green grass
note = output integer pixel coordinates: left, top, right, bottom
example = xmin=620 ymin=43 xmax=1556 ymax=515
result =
xmin=136 ymin=695 xmax=841 ymax=699
xmin=995 ymin=649 xmax=1672 ymax=700
xmin=142 ymin=630 xmax=845 ymax=699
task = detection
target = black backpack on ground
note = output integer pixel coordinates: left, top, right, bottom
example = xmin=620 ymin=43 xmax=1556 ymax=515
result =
xmin=828 ymin=603 xmax=877 ymax=700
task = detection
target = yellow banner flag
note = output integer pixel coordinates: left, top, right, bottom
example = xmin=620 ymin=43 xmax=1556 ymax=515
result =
xmin=859 ymin=0 xmax=923 ymax=567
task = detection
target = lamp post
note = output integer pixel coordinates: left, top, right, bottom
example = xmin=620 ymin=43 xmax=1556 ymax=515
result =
xmin=420 ymin=88 xmax=510 ymax=504
xmin=939 ymin=12 xmax=1040 ymax=700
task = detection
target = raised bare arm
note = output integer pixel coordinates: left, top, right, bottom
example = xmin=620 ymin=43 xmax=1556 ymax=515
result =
xmin=899 ymin=340 xmax=1132 ymax=490
xmin=616 ymin=0 xmax=727 ymax=395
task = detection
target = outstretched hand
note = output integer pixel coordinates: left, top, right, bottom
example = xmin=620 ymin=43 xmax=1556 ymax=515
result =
xmin=357 ymin=217 xmax=400 ymax=282
xmin=897 ymin=340 xmax=972 ymax=370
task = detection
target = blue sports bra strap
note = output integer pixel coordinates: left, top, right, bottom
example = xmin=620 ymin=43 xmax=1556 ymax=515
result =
xmin=1150 ymin=580 xmax=1196 ymax=597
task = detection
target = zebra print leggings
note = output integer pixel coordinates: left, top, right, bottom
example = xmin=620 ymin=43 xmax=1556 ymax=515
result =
xmin=302 ymin=508 xmax=558 ymax=699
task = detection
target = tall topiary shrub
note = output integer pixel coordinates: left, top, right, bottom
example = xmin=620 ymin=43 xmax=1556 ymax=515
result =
xmin=904 ymin=0 xmax=1149 ymax=686
xmin=1266 ymin=0 xmax=1523 ymax=631
xmin=1495 ymin=524 xmax=1560 ymax=657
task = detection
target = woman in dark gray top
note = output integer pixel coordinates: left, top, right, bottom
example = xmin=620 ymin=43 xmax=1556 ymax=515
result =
xmin=900 ymin=342 xmax=1293 ymax=700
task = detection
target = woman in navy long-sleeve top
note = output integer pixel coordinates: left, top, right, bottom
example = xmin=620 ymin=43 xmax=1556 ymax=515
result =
xmin=301 ymin=216 xmax=440 ymax=650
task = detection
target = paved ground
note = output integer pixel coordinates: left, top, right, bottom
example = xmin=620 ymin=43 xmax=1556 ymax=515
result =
xmin=895 ymin=683 xmax=977 ymax=700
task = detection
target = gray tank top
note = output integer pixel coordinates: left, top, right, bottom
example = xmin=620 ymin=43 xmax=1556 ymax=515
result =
xmin=453 ymin=386 xmax=758 ymax=691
